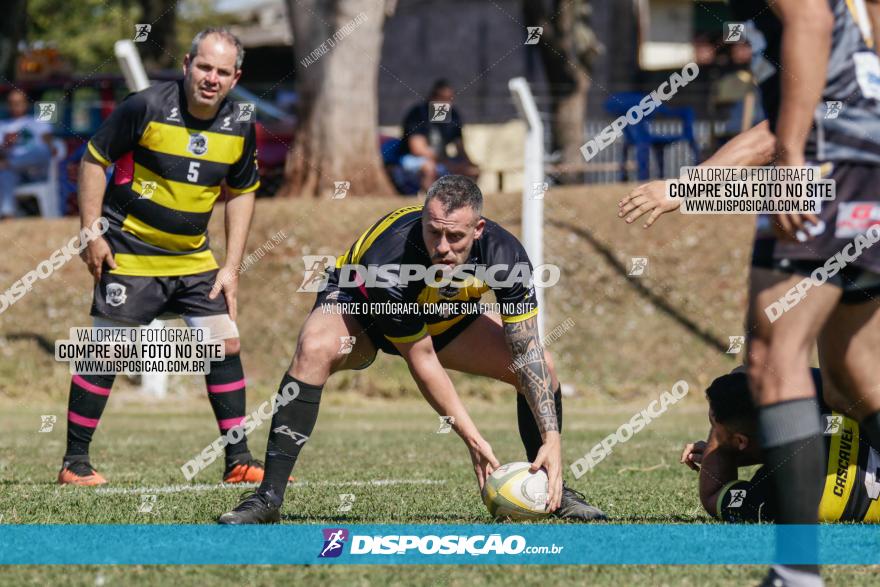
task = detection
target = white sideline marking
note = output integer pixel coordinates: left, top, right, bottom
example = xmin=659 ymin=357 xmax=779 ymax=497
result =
xmin=94 ymin=478 xmax=446 ymax=495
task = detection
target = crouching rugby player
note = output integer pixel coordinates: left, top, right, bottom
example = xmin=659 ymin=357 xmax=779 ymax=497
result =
xmin=218 ymin=175 xmax=606 ymax=523
xmin=681 ymin=369 xmax=880 ymax=523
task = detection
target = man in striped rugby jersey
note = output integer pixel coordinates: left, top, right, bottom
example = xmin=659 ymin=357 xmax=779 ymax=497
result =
xmin=60 ymin=28 xmax=265 ymax=486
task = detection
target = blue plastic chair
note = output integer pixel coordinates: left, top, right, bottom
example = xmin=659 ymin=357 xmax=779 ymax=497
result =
xmin=603 ymin=92 xmax=700 ymax=181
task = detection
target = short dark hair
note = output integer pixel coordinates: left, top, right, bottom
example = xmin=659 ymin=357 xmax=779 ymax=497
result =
xmin=430 ymin=79 xmax=453 ymax=96
xmin=705 ymin=371 xmax=757 ymax=434
xmin=188 ymin=27 xmax=245 ymax=70
xmin=424 ymin=175 xmax=483 ymax=216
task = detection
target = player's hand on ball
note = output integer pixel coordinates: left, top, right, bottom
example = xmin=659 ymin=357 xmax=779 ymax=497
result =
xmin=80 ymin=236 xmax=116 ymax=282
xmin=680 ymin=440 xmax=707 ymax=472
xmin=531 ymin=431 xmax=562 ymax=512
xmin=210 ymin=265 xmax=240 ymax=321
xmin=467 ymin=437 xmax=500 ymax=491
xmin=618 ymin=181 xmax=679 ymax=229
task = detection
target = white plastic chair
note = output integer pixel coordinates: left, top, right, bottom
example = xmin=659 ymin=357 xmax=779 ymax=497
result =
xmin=14 ymin=138 xmax=67 ymax=218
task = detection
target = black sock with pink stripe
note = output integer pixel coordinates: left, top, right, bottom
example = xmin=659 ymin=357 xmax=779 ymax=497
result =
xmin=65 ymin=373 xmax=116 ymax=458
xmin=205 ymin=353 xmax=251 ymax=463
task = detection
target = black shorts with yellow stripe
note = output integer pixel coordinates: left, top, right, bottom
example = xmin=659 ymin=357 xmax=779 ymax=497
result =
xmin=312 ymin=280 xmax=482 ymax=362
xmin=91 ymin=268 xmax=228 ymax=325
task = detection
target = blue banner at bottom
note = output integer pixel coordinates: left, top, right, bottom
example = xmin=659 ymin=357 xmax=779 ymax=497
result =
xmin=1 ymin=524 xmax=878 ymax=565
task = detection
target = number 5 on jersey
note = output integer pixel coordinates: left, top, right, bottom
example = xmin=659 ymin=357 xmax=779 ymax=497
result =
xmin=187 ymin=161 xmax=200 ymax=182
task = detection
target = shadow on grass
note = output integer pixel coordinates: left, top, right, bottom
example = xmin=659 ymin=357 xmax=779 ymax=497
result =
xmin=5 ymin=332 xmax=55 ymax=355
xmin=548 ymin=218 xmax=727 ymax=354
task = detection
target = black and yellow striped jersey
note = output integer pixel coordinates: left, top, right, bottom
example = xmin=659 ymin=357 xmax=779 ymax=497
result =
xmin=86 ymin=80 xmax=260 ymax=277
xmin=327 ymin=205 xmax=539 ymax=344
xmin=717 ymin=412 xmax=880 ymax=523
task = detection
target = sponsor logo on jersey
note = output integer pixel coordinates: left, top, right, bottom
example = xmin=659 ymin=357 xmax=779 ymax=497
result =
xmin=166 ymin=107 xmax=181 ymax=122
xmin=833 ymin=424 xmax=855 ymax=497
xmin=836 ymin=202 xmax=880 ymax=239
xmin=220 ymin=116 xmax=233 ymax=131
xmin=187 ymin=133 xmax=208 ymax=156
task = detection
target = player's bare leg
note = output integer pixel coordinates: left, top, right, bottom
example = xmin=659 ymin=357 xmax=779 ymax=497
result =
xmin=219 ymin=307 xmax=375 ymax=524
xmin=436 ymin=312 xmax=606 ymax=521
xmin=287 ymin=307 xmax=378 ymax=384
xmin=818 ymin=299 xmax=880 ymax=446
xmin=747 ymin=268 xmax=841 ymax=581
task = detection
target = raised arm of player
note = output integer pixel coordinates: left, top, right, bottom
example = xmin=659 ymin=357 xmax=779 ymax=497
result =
xmin=77 ymin=151 xmax=116 ymax=282
xmin=503 ymin=314 xmax=563 ymax=512
xmin=394 ymin=335 xmax=501 ymax=490
xmin=618 ymin=120 xmax=776 ymax=228
xmin=209 ymin=191 xmax=255 ymax=321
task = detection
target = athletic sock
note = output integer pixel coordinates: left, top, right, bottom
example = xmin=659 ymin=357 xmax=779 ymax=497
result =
xmin=205 ymin=354 xmax=251 ymax=463
xmin=517 ymin=384 xmax=563 ymax=462
xmin=258 ymin=374 xmax=323 ymax=501
xmin=860 ymin=410 xmax=880 ymax=451
xmin=65 ymin=373 xmax=116 ymax=458
xmin=758 ymin=397 xmax=824 ymax=577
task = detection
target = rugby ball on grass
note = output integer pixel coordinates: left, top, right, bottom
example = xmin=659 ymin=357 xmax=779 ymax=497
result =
xmin=482 ymin=462 xmax=550 ymax=520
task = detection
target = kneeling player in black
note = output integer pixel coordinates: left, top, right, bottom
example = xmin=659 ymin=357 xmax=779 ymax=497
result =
xmin=681 ymin=369 xmax=880 ymax=523
xmin=218 ymin=175 xmax=605 ymax=523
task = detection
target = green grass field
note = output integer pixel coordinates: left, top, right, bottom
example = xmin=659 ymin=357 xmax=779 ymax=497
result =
xmin=1 ymin=188 xmax=876 ymax=584
xmin=1 ymin=390 xmax=878 ymax=585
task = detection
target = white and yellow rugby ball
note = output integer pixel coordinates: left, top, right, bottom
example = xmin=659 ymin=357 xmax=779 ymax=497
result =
xmin=481 ymin=462 xmax=550 ymax=520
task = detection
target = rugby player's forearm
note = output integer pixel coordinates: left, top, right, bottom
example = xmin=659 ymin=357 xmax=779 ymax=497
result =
xmin=772 ymin=0 xmax=833 ymax=159
xmin=404 ymin=344 xmax=483 ymax=442
xmin=78 ymin=157 xmax=109 ymax=229
xmin=504 ymin=316 xmax=557 ymax=436
xmin=698 ymin=442 xmax=737 ymax=516
xmin=222 ymin=192 xmax=255 ymax=267
xmin=702 ymin=121 xmax=776 ymax=168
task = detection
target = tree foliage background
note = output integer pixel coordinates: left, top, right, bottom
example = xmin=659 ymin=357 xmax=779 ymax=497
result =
xmin=19 ymin=0 xmax=236 ymax=75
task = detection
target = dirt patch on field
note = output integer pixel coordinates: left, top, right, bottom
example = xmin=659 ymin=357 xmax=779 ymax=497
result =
xmin=0 ymin=186 xmax=755 ymax=400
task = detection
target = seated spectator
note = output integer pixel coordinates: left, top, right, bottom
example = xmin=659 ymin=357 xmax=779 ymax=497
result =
xmin=400 ymin=79 xmax=479 ymax=193
xmin=0 ymin=89 xmax=54 ymax=219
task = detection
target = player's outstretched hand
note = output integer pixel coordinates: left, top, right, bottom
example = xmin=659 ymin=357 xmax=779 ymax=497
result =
xmin=467 ymin=437 xmax=500 ymax=491
xmin=209 ymin=265 xmax=239 ymax=321
xmin=618 ymin=180 xmax=679 ymax=229
xmin=80 ymin=236 xmax=116 ymax=282
xmin=680 ymin=440 xmax=707 ymax=472
xmin=531 ymin=431 xmax=562 ymax=512
xmin=770 ymin=213 xmax=822 ymax=242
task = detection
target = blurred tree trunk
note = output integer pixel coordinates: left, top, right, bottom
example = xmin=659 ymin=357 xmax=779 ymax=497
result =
xmin=0 ymin=0 xmax=27 ymax=80
xmin=282 ymin=0 xmax=395 ymax=197
xmin=524 ymin=0 xmax=603 ymax=183
xmin=137 ymin=0 xmax=178 ymax=70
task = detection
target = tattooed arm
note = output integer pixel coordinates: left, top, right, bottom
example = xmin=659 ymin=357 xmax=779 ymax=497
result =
xmin=504 ymin=315 xmax=562 ymax=511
